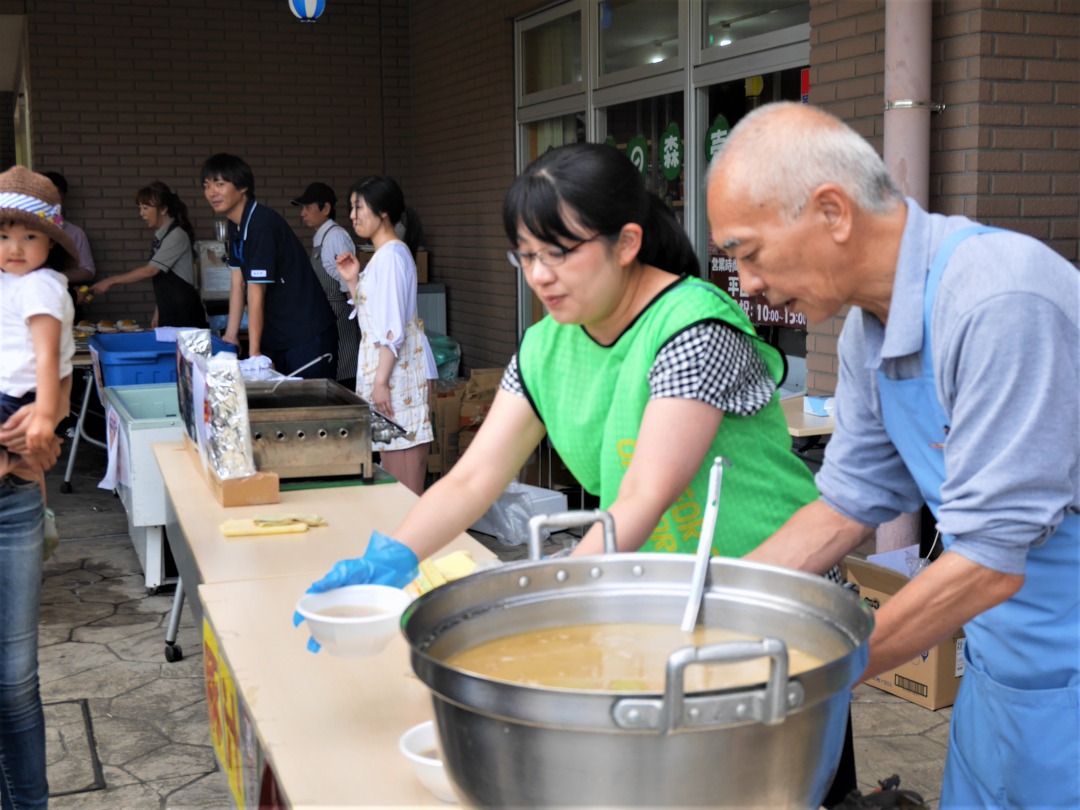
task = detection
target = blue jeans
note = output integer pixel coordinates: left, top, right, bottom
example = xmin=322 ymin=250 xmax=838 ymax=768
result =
xmin=0 ymin=476 xmax=48 ymax=810
xmin=0 ymin=392 xmax=35 ymax=426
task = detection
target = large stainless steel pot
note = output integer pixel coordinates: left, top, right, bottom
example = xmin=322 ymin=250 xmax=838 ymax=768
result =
xmin=402 ymin=512 xmax=873 ymax=808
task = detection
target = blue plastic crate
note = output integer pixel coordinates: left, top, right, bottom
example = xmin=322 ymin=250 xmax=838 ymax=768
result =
xmin=88 ymin=331 xmax=236 ymax=388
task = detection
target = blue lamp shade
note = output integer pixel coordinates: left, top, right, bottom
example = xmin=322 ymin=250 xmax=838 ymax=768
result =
xmin=289 ymin=0 xmax=326 ymax=22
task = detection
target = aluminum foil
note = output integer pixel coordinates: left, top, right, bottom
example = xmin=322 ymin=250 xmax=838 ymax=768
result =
xmin=176 ymin=329 xmax=213 ymax=443
xmin=204 ymin=352 xmax=256 ymax=480
xmin=176 ymin=327 xmax=211 ymax=358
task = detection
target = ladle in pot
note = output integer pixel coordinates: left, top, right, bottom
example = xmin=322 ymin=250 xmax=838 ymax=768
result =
xmin=679 ymin=456 xmax=730 ymax=633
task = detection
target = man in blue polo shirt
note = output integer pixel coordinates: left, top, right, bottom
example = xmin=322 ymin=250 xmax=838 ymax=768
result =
xmin=200 ymin=154 xmax=336 ymax=378
xmin=709 ymin=102 xmax=1078 ymax=808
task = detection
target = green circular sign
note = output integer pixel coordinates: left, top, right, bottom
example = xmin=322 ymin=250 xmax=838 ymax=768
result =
xmin=626 ymin=134 xmax=648 ymax=176
xmin=660 ymin=122 xmax=683 ymax=181
xmin=705 ymin=114 xmax=731 ymax=162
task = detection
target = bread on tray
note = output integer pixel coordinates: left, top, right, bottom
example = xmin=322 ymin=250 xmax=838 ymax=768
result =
xmin=117 ymin=319 xmax=140 ymax=332
xmin=96 ymin=320 xmax=118 ymax=334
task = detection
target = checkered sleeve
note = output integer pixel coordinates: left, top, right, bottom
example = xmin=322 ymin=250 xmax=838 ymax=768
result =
xmin=500 ymin=353 xmax=525 ymax=397
xmin=648 ymin=322 xmax=776 ymax=416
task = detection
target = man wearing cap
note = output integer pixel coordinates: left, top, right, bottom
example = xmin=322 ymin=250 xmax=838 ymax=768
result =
xmin=292 ymin=182 xmax=359 ymax=390
xmin=199 ymin=154 xmax=337 ymax=379
xmin=41 ymin=171 xmax=96 ymax=286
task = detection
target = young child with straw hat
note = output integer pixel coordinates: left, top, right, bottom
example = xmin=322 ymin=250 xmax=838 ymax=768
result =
xmin=0 ymin=165 xmax=80 ymax=452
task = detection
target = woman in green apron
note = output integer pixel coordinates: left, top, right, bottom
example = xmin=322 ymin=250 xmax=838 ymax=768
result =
xmin=302 ymin=143 xmax=857 ymax=802
xmin=90 ymin=182 xmax=207 ymax=328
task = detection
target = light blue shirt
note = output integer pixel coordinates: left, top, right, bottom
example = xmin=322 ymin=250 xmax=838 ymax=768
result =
xmin=817 ymin=199 xmax=1080 ymax=574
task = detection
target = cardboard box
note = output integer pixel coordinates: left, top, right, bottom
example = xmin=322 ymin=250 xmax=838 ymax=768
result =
xmin=434 ymin=380 xmax=466 ymax=473
xmin=464 ymin=367 xmax=502 ymax=401
xmin=415 ymin=250 xmax=428 ymax=284
xmin=183 ymin=434 xmax=279 ymax=508
xmin=459 ymin=368 xmax=503 ymax=428
xmin=457 ymin=425 xmax=479 ymax=454
xmin=843 ymin=556 xmax=965 ymax=710
xmin=460 ymin=399 xmax=492 ymax=428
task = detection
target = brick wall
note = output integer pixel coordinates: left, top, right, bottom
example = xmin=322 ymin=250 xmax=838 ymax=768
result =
xmin=407 ymin=0 xmax=535 ymax=372
xmin=24 ymin=0 xmax=405 ymax=326
xmin=932 ymin=0 xmax=1079 ymax=258
xmin=805 ymin=0 xmax=1078 ymax=395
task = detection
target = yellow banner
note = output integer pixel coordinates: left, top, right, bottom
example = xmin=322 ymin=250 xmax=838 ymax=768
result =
xmin=203 ymin=618 xmax=244 ymax=807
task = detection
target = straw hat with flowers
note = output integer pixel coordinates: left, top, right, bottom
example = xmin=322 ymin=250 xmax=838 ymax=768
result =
xmin=0 ymin=165 xmax=80 ymax=270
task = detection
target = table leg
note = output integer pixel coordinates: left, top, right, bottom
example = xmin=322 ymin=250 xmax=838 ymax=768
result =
xmin=61 ymin=369 xmax=106 ymax=493
xmin=165 ymin=577 xmax=185 ymax=663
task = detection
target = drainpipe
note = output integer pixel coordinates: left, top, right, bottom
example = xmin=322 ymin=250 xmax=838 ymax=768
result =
xmin=875 ymin=0 xmax=937 ymax=554
xmin=883 ymin=0 xmax=935 ymax=207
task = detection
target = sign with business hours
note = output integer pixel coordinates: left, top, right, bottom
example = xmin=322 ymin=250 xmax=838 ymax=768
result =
xmin=707 ymin=235 xmax=806 ymax=329
xmin=660 ymin=122 xmax=683 ymax=181
xmin=626 ymin=134 xmax=648 ymax=176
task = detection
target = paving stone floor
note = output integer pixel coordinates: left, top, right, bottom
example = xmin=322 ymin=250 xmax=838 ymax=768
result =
xmin=37 ymin=431 xmax=948 ymax=808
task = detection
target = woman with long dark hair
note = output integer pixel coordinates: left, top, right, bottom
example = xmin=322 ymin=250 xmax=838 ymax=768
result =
xmin=91 ymin=181 xmax=207 ymax=328
xmin=335 ymin=176 xmax=432 ymax=495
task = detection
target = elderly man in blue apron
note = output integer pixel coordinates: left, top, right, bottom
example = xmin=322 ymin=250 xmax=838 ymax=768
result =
xmin=707 ymin=102 xmax=1079 ymax=808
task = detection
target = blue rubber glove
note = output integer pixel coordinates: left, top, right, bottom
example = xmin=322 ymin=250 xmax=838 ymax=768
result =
xmin=293 ymin=531 xmax=419 ymax=653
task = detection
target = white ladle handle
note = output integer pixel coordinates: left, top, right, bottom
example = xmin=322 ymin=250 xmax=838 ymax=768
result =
xmin=679 ymin=456 xmax=730 ymax=633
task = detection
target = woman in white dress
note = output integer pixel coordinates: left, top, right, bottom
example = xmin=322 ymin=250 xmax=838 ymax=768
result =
xmin=336 ymin=176 xmax=433 ymax=495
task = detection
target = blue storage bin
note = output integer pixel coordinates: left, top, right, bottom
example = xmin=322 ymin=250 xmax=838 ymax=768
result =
xmin=88 ymin=331 xmax=236 ymax=388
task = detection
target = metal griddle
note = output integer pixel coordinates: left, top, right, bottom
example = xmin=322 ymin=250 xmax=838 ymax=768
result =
xmin=244 ymin=379 xmax=407 ymax=480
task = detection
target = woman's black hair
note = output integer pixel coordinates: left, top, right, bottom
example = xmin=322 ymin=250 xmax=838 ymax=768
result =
xmin=348 ymin=175 xmax=424 ymax=257
xmin=199 ymin=153 xmax=256 ymax=199
xmin=136 ymin=182 xmax=196 ymax=248
xmin=502 ymin=142 xmax=699 ymax=277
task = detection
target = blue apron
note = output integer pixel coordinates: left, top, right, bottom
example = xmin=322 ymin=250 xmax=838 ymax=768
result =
xmin=877 ymin=226 xmax=1080 ymax=808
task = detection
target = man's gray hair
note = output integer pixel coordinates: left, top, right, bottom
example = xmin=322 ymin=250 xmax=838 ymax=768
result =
xmin=708 ymin=102 xmax=903 ymax=221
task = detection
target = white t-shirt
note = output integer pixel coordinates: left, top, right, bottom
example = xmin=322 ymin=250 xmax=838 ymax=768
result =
xmin=0 ymin=267 xmax=76 ymax=396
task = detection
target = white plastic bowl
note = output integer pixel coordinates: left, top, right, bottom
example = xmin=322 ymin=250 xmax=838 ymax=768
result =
xmin=399 ymin=720 xmax=458 ymax=803
xmin=295 ymin=585 xmax=411 ymax=658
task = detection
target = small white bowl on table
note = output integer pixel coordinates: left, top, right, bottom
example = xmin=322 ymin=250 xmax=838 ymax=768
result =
xmin=294 ymin=584 xmax=411 ymax=658
xmin=399 ymin=720 xmax=458 ymax=803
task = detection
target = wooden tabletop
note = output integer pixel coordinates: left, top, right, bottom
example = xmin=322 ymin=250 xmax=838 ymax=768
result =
xmin=200 ymin=574 xmax=450 ymax=806
xmin=153 ymin=440 xmax=487 ymax=585
xmin=781 ymin=395 xmax=836 ymax=438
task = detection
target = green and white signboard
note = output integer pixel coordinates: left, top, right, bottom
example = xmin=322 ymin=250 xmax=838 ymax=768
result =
xmin=705 ymin=114 xmax=731 ymax=162
xmin=626 ymin=134 xmax=648 ymax=176
xmin=660 ymin=122 xmax=683 ymax=181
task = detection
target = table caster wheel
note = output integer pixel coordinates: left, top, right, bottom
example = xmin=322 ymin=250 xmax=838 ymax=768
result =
xmin=60 ymin=481 xmax=73 ymax=494
xmin=165 ymin=644 xmax=183 ymax=663
xmin=147 ymin=586 xmax=159 ymax=596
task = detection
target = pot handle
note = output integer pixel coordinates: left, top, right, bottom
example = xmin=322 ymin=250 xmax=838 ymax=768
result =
xmin=527 ymin=510 xmax=616 ymax=560
xmin=613 ymin=637 xmax=801 ymax=733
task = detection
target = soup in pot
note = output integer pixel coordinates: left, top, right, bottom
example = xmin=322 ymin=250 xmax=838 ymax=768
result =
xmin=446 ymin=623 xmax=824 ymax=692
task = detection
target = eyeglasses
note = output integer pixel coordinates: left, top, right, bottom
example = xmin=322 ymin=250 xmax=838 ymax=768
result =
xmin=507 ymin=236 xmax=599 ymax=269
